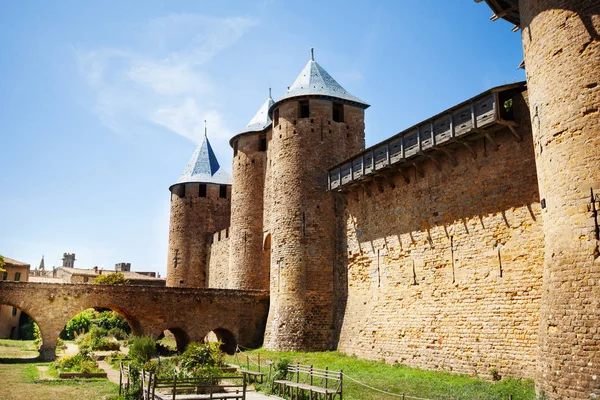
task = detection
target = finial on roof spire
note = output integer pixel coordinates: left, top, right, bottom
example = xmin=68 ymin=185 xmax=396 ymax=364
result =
xmin=204 ymin=120 xmax=207 ymax=138
xmin=311 ymin=47 xmax=314 ymax=61
xmin=269 ymin=87 xmax=272 ymax=98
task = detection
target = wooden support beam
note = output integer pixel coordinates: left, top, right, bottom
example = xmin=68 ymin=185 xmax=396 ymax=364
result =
xmin=482 ymin=131 xmax=499 ymax=151
xmin=399 ymin=169 xmax=411 ymax=184
xmin=412 ymin=162 xmax=424 ymax=178
xmin=438 ymin=147 xmax=457 ymax=166
xmin=498 ymin=120 xmax=523 ymax=141
xmin=461 ymin=141 xmax=477 ymax=159
xmin=362 ymin=183 xmax=372 ymax=197
xmin=384 ymin=174 xmax=396 ymax=189
xmin=425 ymin=154 xmax=442 ymax=171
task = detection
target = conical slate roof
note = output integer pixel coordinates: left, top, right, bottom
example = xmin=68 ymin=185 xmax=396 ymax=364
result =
xmin=176 ymin=135 xmax=232 ymax=185
xmin=238 ymin=92 xmax=274 ymax=134
xmin=274 ymin=56 xmax=369 ymax=109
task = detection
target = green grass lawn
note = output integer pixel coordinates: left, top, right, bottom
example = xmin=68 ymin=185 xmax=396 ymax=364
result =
xmin=0 ymin=339 xmax=121 ymax=400
xmin=227 ymin=349 xmax=536 ymax=400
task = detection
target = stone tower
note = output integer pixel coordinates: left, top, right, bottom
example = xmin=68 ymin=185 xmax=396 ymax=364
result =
xmin=264 ymin=51 xmax=369 ymax=351
xmin=62 ymin=253 xmax=75 ymax=268
xmin=228 ymin=91 xmax=273 ymax=290
xmin=167 ymin=133 xmax=232 ymax=288
xmin=482 ymin=1 xmax=600 ymax=398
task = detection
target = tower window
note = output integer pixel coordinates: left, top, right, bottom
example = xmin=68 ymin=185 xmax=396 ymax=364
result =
xmin=12 ymin=307 xmax=17 ymax=316
xmin=199 ymin=184 xmax=207 ymax=198
xmin=333 ymin=102 xmax=344 ymax=123
xmin=233 ymin=140 xmax=238 ymax=157
xmin=14 ymin=272 xmax=21 ymax=281
xmin=259 ymin=136 xmax=267 ymax=152
xmin=2 ymin=272 xmax=7 ymax=280
xmin=298 ymin=100 xmax=310 ymax=118
xmin=273 ymin=108 xmax=279 ymax=126
xmin=219 ymin=185 xmax=227 ymax=199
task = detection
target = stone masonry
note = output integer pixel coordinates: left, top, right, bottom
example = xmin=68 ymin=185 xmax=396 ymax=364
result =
xmin=263 ymin=99 xmax=366 ymax=351
xmin=336 ymin=92 xmax=544 ymax=380
xmin=516 ymin=1 xmax=600 ymax=398
xmin=0 ymin=281 xmax=269 ymax=360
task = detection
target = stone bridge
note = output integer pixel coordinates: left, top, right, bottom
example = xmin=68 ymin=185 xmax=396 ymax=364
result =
xmin=0 ymin=282 xmax=269 ymax=360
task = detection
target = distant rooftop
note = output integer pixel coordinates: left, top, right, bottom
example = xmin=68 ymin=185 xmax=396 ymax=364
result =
xmin=175 ymin=135 xmax=232 ymax=186
xmin=3 ymin=257 xmax=30 ymax=267
xmin=271 ymin=50 xmax=369 ymax=112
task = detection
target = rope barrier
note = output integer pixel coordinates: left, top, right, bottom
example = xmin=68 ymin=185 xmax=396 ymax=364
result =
xmin=342 ymin=372 xmax=438 ymax=400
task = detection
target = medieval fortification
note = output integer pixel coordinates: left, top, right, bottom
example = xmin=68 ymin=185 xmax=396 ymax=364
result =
xmin=164 ymin=1 xmax=600 ymax=398
xmin=0 ymin=1 xmax=595 ymax=400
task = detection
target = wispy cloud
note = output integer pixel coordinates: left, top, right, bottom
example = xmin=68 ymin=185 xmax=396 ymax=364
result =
xmin=75 ymin=13 xmax=258 ymax=161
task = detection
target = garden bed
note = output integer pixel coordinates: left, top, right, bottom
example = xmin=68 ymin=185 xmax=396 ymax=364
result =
xmin=58 ymin=371 xmax=108 ymax=379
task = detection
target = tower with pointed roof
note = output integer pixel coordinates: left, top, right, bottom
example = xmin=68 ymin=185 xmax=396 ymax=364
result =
xmin=263 ymin=50 xmax=369 ymax=351
xmin=228 ymin=90 xmax=274 ymax=291
xmin=166 ymin=132 xmax=232 ymax=288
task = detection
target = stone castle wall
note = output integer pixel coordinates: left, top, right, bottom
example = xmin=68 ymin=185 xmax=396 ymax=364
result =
xmin=517 ymin=1 xmax=600 ymax=398
xmin=228 ymin=131 xmax=269 ymax=290
xmin=336 ymin=92 xmax=545 ymax=379
xmin=207 ymin=229 xmax=231 ymax=289
xmin=167 ymin=183 xmax=231 ymax=288
xmin=264 ymin=99 xmax=366 ymax=351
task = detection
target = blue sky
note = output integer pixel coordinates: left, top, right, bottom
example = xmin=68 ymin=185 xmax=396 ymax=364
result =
xmin=0 ymin=1 xmax=524 ymax=275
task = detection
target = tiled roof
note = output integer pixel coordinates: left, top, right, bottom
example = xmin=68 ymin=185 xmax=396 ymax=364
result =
xmin=273 ymin=57 xmax=369 ymax=109
xmin=176 ymin=135 xmax=232 ymax=185
xmin=3 ymin=257 xmax=30 ymax=267
xmin=238 ymin=92 xmax=274 ymax=135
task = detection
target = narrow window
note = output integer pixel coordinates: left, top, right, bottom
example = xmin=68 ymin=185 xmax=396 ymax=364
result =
xmin=259 ymin=136 xmax=267 ymax=152
xmin=219 ymin=185 xmax=227 ymax=199
xmin=12 ymin=307 xmax=17 ymax=316
xmin=233 ymin=140 xmax=238 ymax=157
xmin=14 ymin=272 xmax=21 ymax=281
xmin=273 ymin=108 xmax=279 ymax=126
xmin=298 ymin=100 xmax=310 ymax=118
xmin=199 ymin=184 xmax=207 ymax=198
xmin=2 ymin=272 xmax=7 ymax=280
xmin=333 ymin=102 xmax=344 ymax=123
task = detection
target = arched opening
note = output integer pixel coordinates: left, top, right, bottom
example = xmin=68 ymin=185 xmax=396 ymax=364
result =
xmin=157 ymin=328 xmax=190 ymax=354
xmin=0 ymin=303 xmax=41 ymax=360
xmin=57 ymin=307 xmax=135 ymax=357
xmin=205 ymin=328 xmax=237 ymax=355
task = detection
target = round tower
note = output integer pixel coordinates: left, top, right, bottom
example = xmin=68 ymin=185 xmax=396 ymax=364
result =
xmin=167 ymin=133 xmax=232 ymax=288
xmin=482 ymin=1 xmax=600 ymax=398
xmin=264 ymin=51 xmax=369 ymax=351
xmin=520 ymin=2 xmax=600 ymax=398
xmin=228 ymin=91 xmax=273 ymax=290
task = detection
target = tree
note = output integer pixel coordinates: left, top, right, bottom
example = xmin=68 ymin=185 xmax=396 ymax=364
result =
xmin=93 ymin=272 xmax=129 ymax=285
xmin=0 ymin=254 xmax=5 ymax=273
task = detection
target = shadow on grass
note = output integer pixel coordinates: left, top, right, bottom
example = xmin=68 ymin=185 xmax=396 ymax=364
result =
xmin=0 ymin=356 xmax=42 ymax=364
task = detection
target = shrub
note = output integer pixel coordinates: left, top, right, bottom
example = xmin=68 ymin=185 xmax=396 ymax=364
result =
xmin=54 ymin=346 xmax=100 ymax=373
xmin=94 ymin=272 xmax=129 ymax=285
xmin=108 ymin=327 xmax=128 ymax=340
xmin=93 ymin=310 xmax=131 ymax=334
xmin=61 ymin=309 xmax=94 ymax=340
xmin=273 ymin=358 xmax=291 ymax=382
xmin=76 ymin=326 xmax=120 ymax=351
xmin=180 ymin=342 xmax=225 ymax=373
xmin=128 ymin=336 xmax=156 ymax=364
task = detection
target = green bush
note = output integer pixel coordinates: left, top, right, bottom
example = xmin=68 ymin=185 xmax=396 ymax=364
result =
xmin=273 ymin=358 xmax=291 ymax=382
xmin=61 ymin=309 xmax=94 ymax=340
xmin=180 ymin=342 xmax=225 ymax=373
xmin=76 ymin=326 xmax=120 ymax=351
xmin=93 ymin=310 xmax=131 ymax=334
xmin=54 ymin=346 xmax=101 ymax=373
xmin=108 ymin=327 xmax=128 ymax=340
xmin=128 ymin=336 xmax=156 ymax=363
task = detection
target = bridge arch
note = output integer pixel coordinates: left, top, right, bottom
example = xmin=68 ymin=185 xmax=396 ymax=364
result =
xmin=205 ymin=327 xmax=237 ymax=355
xmin=156 ymin=327 xmax=191 ymax=353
